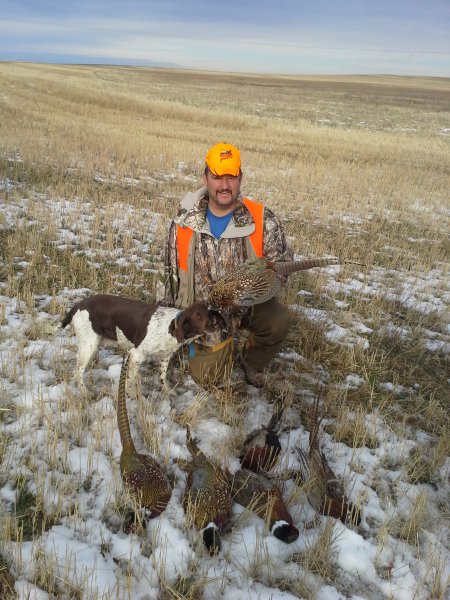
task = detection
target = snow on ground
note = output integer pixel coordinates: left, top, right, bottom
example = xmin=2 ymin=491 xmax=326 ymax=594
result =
xmin=0 ymin=190 xmax=449 ymax=599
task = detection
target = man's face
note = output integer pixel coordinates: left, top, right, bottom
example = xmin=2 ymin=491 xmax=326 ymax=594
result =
xmin=203 ymin=171 xmax=242 ymax=213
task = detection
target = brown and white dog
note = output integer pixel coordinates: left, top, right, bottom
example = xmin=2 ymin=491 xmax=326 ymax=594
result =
xmin=62 ymin=295 xmax=222 ymax=394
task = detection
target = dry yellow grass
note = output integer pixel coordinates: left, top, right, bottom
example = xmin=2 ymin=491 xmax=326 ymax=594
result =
xmin=0 ymin=62 xmax=449 ymax=598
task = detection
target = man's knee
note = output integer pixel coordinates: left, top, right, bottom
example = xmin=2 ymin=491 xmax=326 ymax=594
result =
xmin=272 ymin=308 xmax=290 ymax=341
xmin=250 ymin=301 xmax=290 ymax=344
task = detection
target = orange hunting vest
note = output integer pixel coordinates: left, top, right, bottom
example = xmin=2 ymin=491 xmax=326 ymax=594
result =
xmin=176 ymin=197 xmax=264 ymax=273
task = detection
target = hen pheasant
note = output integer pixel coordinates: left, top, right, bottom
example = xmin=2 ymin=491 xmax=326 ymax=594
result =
xmin=117 ymin=356 xmax=172 ymax=519
xmin=232 ymin=468 xmax=299 ymax=544
xmin=183 ymin=427 xmax=232 ymax=554
xmin=292 ymin=416 xmax=361 ymax=525
xmin=240 ymin=400 xmax=284 ymax=472
xmin=207 ymin=256 xmax=340 ymax=310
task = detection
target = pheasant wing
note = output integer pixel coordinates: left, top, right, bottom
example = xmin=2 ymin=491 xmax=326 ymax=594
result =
xmin=231 ymin=269 xmax=281 ymax=306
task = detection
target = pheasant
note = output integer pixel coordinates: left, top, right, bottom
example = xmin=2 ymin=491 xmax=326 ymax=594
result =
xmin=232 ymin=468 xmax=299 ymax=544
xmin=183 ymin=427 xmax=232 ymax=554
xmin=240 ymin=400 xmax=284 ymax=472
xmin=290 ymin=414 xmax=361 ymax=525
xmin=207 ymin=256 xmax=340 ymax=310
xmin=117 ymin=356 xmax=172 ymax=520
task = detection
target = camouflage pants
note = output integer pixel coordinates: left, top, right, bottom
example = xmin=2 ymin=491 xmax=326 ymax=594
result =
xmin=187 ymin=297 xmax=290 ymax=386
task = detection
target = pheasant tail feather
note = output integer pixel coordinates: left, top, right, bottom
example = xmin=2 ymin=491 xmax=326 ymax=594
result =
xmin=274 ymin=257 xmax=340 ymax=277
xmin=117 ymin=356 xmax=136 ymax=454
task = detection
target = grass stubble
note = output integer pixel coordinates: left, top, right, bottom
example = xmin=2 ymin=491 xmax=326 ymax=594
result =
xmin=0 ymin=62 xmax=449 ymax=598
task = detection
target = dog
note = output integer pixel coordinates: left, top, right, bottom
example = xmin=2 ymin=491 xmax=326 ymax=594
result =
xmin=61 ymin=294 xmax=222 ymax=394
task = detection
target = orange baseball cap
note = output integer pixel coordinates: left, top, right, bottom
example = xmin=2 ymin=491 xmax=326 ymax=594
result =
xmin=205 ymin=142 xmax=241 ymax=176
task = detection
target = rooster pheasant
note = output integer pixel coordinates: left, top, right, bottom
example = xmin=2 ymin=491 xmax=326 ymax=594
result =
xmin=207 ymin=257 xmax=340 ymax=310
xmin=117 ymin=356 xmax=172 ymax=519
xmin=240 ymin=400 xmax=284 ymax=472
xmin=232 ymin=468 xmax=299 ymax=544
xmin=290 ymin=414 xmax=361 ymax=525
xmin=183 ymin=427 xmax=232 ymax=554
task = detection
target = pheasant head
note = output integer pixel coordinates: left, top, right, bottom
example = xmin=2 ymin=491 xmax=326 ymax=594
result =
xmin=232 ymin=468 xmax=299 ymax=544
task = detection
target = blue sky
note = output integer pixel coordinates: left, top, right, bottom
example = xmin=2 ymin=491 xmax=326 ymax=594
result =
xmin=1 ymin=1 xmax=449 ymax=76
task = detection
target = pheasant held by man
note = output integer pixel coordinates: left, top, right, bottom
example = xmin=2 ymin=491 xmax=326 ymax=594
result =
xmin=117 ymin=356 xmax=172 ymax=519
xmin=207 ymin=256 xmax=340 ymax=309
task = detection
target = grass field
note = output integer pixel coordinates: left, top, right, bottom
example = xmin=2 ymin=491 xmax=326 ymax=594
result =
xmin=0 ymin=62 xmax=449 ymax=599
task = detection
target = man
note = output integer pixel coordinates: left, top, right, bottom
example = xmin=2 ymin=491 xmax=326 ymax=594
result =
xmin=157 ymin=142 xmax=293 ymax=387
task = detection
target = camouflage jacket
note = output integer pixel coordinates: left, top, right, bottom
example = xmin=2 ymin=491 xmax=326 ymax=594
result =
xmin=156 ymin=187 xmax=292 ymax=343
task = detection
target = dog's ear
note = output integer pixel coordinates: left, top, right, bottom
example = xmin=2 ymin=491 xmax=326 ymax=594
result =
xmin=168 ymin=318 xmax=176 ymax=336
xmin=169 ymin=316 xmax=185 ymax=343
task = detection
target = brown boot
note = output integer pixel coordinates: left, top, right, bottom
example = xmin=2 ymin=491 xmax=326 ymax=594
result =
xmin=241 ymin=360 xmax=266 ymax=388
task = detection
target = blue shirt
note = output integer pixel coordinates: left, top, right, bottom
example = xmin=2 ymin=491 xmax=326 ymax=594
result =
xmin=206 ymin=207 xmax=234 ymax=239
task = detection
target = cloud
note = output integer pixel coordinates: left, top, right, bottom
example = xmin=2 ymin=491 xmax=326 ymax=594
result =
xmin=0 ymin=1 xmax=449 ymax=75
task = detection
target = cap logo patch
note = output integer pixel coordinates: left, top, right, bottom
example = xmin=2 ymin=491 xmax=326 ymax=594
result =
xmin=220 ymin=150 xmax=233 ymax=161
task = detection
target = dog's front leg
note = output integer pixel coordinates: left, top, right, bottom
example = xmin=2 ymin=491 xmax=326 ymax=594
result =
xmin=76 ymin=368 xmax=89 ymax=396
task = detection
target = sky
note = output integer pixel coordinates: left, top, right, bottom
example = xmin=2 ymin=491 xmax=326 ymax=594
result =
xmin=0 ymin=1 xmax=450 ymax=77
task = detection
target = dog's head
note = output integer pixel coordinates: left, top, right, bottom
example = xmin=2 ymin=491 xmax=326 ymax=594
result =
xmin=169 ymin=302 xmax=224 ymax=343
